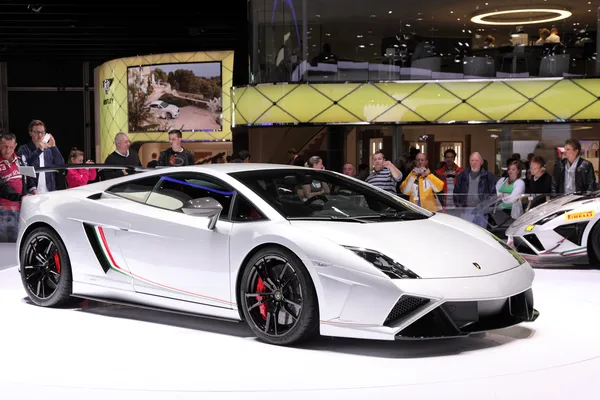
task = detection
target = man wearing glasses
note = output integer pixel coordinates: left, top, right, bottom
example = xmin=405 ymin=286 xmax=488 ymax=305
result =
xmin=17 ymin=119 xmax=65 ymax=193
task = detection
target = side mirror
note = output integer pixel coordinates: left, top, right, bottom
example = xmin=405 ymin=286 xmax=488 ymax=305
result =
xmin=182 ymin=197 xmax=223 ymax=230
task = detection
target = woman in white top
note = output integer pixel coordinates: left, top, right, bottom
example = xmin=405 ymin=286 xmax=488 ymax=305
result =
xmin=495 ymin=160 xmax=526 ymax=219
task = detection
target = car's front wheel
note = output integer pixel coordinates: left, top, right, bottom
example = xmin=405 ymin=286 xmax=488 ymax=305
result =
xmin=20 ymin=226 xmax=73 ymax=307
xmin=240 ymin=246 xmax=319 ymax=346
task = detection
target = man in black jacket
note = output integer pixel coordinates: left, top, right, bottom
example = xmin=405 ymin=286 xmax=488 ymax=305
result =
xmin=552 ymin=139 xmax=597 ymax=195
xmin=453 ymin=152 xmax=497 ymax=228
xmin=158 ymin=129 xmax=194 ymax=167
xmin=103 ymin=132 xmax=142 ymax=180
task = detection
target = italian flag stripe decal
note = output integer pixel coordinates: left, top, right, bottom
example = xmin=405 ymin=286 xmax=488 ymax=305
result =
xmin=94 ymin=226 xmax=234 ymax=306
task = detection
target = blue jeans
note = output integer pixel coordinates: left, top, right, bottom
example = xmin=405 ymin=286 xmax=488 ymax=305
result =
xmin=0 ymin=209 xmax=19 ymax=242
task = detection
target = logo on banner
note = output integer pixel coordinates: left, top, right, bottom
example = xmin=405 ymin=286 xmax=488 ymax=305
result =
xmin=102 ymin=78 xmax=113 ymax=95
xmin=103 ymin=78 xmax=114 ymax=105
xmin=565 ymin=210 xmax=595 ymax=221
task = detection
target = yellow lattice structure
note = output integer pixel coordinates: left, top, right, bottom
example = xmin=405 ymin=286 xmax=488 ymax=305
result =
xmin=232 ymin=78 xmax=600 ymax=126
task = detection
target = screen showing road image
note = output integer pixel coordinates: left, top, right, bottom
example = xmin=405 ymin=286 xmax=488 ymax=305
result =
xmin=127 ymin=61 xmax=222 ymax=132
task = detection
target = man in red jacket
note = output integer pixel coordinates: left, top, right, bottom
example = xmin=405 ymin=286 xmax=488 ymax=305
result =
xmin=1 ymin=133 xmax=31 ymax=242
xmin=435 ymin=148 xmax=464 ymax=211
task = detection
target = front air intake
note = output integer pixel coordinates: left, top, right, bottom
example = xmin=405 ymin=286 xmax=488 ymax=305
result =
xmin=384 ymin=295 xmax=429 ymax=327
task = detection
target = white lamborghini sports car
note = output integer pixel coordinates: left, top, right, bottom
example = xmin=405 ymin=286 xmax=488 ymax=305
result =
xmin=506 ymin=191 xmax=600 ymax=266
xmin=16 ymin=163 xmax=538 ymax=345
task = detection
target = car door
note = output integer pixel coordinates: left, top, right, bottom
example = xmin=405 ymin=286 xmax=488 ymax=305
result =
xmin=104 ymin=171 xmax=235 ymax=309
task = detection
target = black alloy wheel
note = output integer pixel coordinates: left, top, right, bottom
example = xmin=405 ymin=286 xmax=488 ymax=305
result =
xmin=20 ymin=227 xmax=73 ymax=307
xmin=240 ymin=247 xmax=319 ymax=345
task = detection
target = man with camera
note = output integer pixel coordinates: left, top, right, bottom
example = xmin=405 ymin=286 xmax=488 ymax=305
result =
xmin=400 ymin=152 xmax=444 ymax=212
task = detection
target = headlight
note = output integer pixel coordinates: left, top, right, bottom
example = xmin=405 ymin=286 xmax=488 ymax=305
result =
xmin=488 ymin=233 xmax=527 ymax=265
xmin=343 ymin=246 xmax=420 ymax=279
xmin=535 ymin=210 xmax=571 ymax=225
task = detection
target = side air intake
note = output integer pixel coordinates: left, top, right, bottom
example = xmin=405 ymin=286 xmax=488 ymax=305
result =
xmin=83 ymin=223 xmax=110 ymax=273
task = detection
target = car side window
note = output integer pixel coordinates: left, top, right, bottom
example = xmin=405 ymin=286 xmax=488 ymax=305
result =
xmin=231 ymin=195 xmax=265 ymax=222
xmin=106 ymin=175 xmax=162 ymax=203
xmin=145 ymin=173 xmax=234 ymax=218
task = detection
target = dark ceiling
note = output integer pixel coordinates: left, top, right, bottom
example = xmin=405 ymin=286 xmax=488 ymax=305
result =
xmin=0 ymin=2 xmax=247 ymax=62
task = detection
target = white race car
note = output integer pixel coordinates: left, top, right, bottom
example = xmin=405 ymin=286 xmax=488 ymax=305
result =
xmin=16 ymin=164 xmax=538 ymax=345
xmin=506 ymin=192 xmax=600 ymax=266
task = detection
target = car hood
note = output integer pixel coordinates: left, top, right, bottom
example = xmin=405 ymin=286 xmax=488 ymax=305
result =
xmin=166 ymin=104 xmax=179 ymax=111
xmin=289 ymin=213 xmax=521 ymax=279
xmin=508 ymin=193 xmax=586 ymax=230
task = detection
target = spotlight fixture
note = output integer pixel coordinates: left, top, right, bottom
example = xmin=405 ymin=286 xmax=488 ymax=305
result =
xmin=471 ymin=8 xmax=572 ymax=25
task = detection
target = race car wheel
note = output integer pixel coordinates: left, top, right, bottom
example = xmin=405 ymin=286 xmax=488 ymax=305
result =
xmin=20 ymin=227 xmax=73 ymax=307
xmin=240 ymin=246 xmax=319 ymax=346
xmin=588 ymin=221 xmax=600 ymax=266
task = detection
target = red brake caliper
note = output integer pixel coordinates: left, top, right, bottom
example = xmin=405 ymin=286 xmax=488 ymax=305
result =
xmin=256 ymin=277 xmax=267 ymax=320
xmin=53 ymin=252 xmax=61 ymax=274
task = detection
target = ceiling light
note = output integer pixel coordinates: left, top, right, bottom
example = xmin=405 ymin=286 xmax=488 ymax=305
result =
xmin=388 ymin=10 xmax=392 ymax=14
xmin=471 ymin=9 xmax=572 ymax=25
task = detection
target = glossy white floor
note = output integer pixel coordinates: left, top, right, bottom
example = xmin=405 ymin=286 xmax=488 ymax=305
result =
xmin=1 ymin=243 xmax=600 ymax=399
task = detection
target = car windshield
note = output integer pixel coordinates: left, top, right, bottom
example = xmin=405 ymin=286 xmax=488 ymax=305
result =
xmin=230 ymin=169 xmax=432 ymax=222
xmin=160 ymin=101 xmax=169 ymax=108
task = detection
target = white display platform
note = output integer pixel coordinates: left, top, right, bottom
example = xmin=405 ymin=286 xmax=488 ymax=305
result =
xmin=1 ymin=243 xmax=599 ymax=399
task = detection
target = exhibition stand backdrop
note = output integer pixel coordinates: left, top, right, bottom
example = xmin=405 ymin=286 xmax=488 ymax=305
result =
xmin=94 ymin=50 xmax=234 ymax=162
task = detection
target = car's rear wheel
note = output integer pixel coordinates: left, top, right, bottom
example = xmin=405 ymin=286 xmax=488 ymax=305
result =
xmin=240 ymin=247 xmax=319 ymax=346
xmin=20 ymin=227 xmax=73 ymax=307
xmin=587 ymin=221 xmax=600 ymax=266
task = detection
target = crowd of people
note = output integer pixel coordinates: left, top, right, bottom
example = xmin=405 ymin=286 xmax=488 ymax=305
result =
xmin=1 ymin=118 xmax=597 ymax=241
xmin=294 ymin=139 xmax=596 ymax=230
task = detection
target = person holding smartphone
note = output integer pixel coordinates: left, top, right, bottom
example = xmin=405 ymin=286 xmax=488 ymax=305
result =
xmin=16 ymin=119 xmax=65 ymax=193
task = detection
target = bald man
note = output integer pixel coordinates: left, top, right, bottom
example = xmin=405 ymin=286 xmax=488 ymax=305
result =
xmin=453 ymin=152 xmax=496 ymax=227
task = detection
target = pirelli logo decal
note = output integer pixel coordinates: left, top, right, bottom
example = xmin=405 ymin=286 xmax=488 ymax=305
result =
xmin=565 ymin=210 xmax=596 ymax=221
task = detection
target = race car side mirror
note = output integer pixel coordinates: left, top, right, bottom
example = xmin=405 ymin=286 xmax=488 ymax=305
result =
xmin=182 ymin=197 xmax=223 ymax=230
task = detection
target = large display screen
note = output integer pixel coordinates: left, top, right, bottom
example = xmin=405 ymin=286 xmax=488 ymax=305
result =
xmin=127 ymin=61 xmax=222 ymax=132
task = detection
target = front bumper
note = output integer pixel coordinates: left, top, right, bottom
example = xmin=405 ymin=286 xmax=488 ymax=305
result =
xmin=319 ymin=263 xmax=537 ymax=341
xmin=394 ymin=287 xmax=538 ymax=339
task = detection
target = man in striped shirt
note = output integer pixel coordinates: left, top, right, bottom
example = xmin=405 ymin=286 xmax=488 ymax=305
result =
xmin=365 ymin=150 xmax=403 ymax=194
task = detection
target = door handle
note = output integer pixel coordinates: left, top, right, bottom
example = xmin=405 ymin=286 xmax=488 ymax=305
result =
xmin=110 ymin=221 xmax=131 ymax=231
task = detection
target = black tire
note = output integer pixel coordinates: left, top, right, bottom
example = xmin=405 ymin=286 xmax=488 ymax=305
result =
xmin=588 ymin=221 xmax=600 ymax=266
xmin=20 ymin=226 xmax=73 ymax=307
xmin=240 ymin=246 xmax=319 ymax=346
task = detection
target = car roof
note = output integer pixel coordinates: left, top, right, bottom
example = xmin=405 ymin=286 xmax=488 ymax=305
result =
xmin=163 ymin=163 xmax=307 ymax=174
